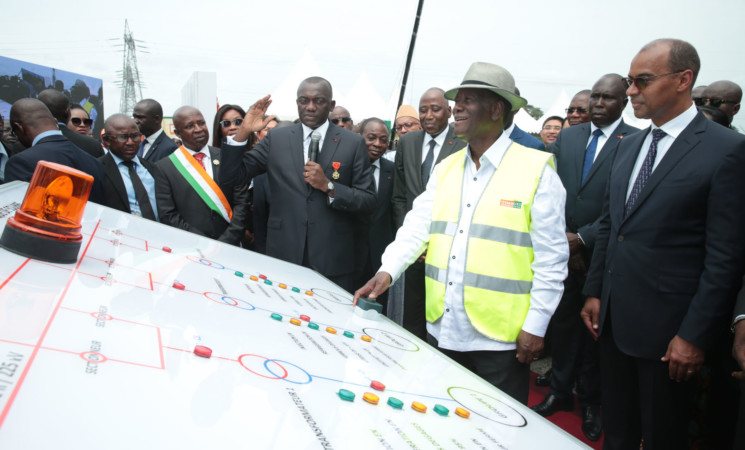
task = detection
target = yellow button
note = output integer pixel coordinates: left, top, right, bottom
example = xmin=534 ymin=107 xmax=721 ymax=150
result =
xmin=278 ymin=283 xmax=287 ymax=289
xmin=455 ymin=407 xmax=470 ymax=419
xmin=305 ymin=291 xmax=314 ymax=296
xmin=290 ymin=318 xmax=301 ymax=326
xmin=249 ymin=275 xmax=259 ymax=281
xmin=411 ymin=402 xmax=427 ymax=413
xmin=326 ymin=327 xmax=337 ymax=334
xmin=363 ymin=392 xmax=379 ymax=405
xmin=361 ymin=335 xmax=372 ymax=342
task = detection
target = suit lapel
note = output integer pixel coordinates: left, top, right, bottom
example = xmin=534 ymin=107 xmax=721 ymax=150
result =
xmin=102 ymin=153 xmax=129 ymax=208
xmin=574 ymin=123 xmax=591 ymax=187
xmin=318 ymin=125 xmax=341 ymax=173
xmin=581 ymin=122 xmax=629 ymax=187
xmin=623 ymin=116 xmax=705 ymax=220
xmin=290 ymin=124 xmax=306 ymax=183
xmin=407 ymin=131 xmax=426 ymax=190
xmin=209 ymin=146 xmax=220 ymax=181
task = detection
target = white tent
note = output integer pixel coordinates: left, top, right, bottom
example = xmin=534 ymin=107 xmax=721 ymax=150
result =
xmin=514 ymin=108 xmax=540 ymax=133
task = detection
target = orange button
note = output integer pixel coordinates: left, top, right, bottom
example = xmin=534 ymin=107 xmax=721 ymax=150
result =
xmin=290 ymin=318 xmax=302 ymax=326
xmin=455 ymin=407 xmax=470 ymax=418
xmin=363 ymin=392 xmax=379 ymax=405
xmin=326 ymin=327 xmax=337 ymax=334
xmin=361 ymin=335 xmax=372 ymax=342
xmin=278 ymin=283 xmax=287 ymax=289
xmin=249 ymin=275 xmax=258 ymax=281
xmin=305 ymin=291 xmax=314 ymax=296
xmin=411 ymin=401 xmax=427 ymax=413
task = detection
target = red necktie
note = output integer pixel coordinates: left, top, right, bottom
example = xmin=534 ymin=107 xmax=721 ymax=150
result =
xmin=193 ymin=152 xmax=205 ymax=169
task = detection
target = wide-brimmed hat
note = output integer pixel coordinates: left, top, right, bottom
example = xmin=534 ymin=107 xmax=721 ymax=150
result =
xmin=444 ymin=62 xmax=527 ymax=111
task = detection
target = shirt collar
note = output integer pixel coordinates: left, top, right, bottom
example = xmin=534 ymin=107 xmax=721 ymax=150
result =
xmin=183 ymin=144 xmax=210 ymax=155
xmin=302 ymin=120 xmax=331 ymax=142
xmin=146 ymin=128 xmax=163 ymax=142
xmin=503 ymin=122 xmax=515 ymax=137
xmin=427 ymin=126 xmax=449 ymax=146
xmin=464 ymin=130 xmax=513 ymax=169
xmin=109 ymin=152 xmax=139 ymax=166
xmin=371 ymin=158 xmax=381 ymax=169
xmin=653 ymin=102 xmax=698 ymax=139
xmin=590 ymin=116 xmax=623 ymax=137
xmin=32 ymin=130 xmax=63 ymax=146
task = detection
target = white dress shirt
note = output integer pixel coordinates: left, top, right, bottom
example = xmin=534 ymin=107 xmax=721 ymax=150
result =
xmin=109 ymin=152 xmax=159 ymax=221
xmin=588 ymin=116 xmax=623 ymax=162
xmin=184 ymin=144 xmax=213 ymax=179
xmin=301 ymin=121 xmax=330 ymax=163
xmin=142 ymin=129 xmax=165 ymax=159
xmin=626 ymin=103 xmax=698 ymax=200
xmin=371 ymin=158 xmax=381 ymax=192
xmin=379 ymin=132 xmax=569 ymax=352
xmin=421 ymin=127 xmax=449 ymax=176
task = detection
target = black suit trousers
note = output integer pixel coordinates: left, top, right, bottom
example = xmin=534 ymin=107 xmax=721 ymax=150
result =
xmin=548 ymin=272 xmax=600 ymax=405
xmin=600 ymin=310 xmax=695 ymax=450
xmin=403 ymin=261 xmax=428 ymax=341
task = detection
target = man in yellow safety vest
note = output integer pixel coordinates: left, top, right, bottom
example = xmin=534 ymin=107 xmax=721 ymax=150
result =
xmin=354 ymin=62 xmax=569 ymax=404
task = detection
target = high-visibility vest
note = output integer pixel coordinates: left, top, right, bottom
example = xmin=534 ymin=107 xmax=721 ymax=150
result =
xmin=424 ymin=143 xmax=555 ymax=343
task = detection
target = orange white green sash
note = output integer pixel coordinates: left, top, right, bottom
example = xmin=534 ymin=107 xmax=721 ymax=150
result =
xmin=169 ymin=146 xmax=233 ymax=222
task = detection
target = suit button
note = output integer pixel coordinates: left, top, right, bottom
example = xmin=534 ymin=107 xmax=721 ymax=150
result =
xmin=446 ymin=308 xmax=450 ymax=312
xmin=617 ymin=235 xmax=624 ymax=242
xmin=577 ymin=195 xmax=582 ymax=200
xmin=607 ymin=269 xmax=612 ymax=275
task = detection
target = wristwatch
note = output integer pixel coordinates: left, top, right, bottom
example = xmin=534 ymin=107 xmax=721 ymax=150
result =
xmin=326 ymin=181 xmax=335 ymax=194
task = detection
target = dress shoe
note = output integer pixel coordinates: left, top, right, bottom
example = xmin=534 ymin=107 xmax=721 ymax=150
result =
xmin=581 ymin=405 xmax=602 ymax=441
xmin=531 ymin=394 xmax=574 ymax=417
xmin=535 ymin=368 xmax=552 ymax=387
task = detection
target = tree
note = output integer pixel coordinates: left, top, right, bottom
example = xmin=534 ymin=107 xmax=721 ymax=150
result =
xmin=524 ymin=104 xmax=543 ymax=120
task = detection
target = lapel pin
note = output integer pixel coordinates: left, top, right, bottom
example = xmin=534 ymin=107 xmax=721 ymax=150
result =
xmin=333 ymin=138 xmax=338 ymax=143
xmin=332 ymin=162 xmax=341 ymax=179
xmin=213 ymin=159 xmax=220 ymax=165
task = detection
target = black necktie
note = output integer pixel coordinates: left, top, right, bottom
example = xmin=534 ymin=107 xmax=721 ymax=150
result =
xmin=122 ymin=160 xmax=156 ymax=220
xmin=422 ymin=139 xmax=436 ymax=186
xmin=625 ymin=128 xmax=667 ymax=216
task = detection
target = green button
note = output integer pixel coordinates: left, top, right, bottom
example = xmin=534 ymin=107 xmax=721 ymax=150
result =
xmin=434 ymin=404 xmax=449 ymax=416
xmin=264 ymin=280 xmax=272 ymax=286
xmin=343 ymin=331 xmax=354 ymax=338
xmin=270 ymin=313 xmax=282 ymax=321
xmin=292 ymin=287 xmax=300 ymax=293
xmin=234 ymin=271 xmax=244 ymax=277
xmin=387 ymin=397 xmax=404 ymax=409
xmin=338 ymin=389 xmax=355 ymax=401
xmin=308 ymin=322 xmax=319 ymax=330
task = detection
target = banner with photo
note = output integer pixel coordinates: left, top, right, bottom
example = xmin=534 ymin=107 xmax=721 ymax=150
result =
xmin=0 ymin=55 xmax=104 ymax=138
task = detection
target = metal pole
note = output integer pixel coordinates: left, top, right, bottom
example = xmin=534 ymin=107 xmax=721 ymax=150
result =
xmin=391 ymin=0 xmax=424 ymax=148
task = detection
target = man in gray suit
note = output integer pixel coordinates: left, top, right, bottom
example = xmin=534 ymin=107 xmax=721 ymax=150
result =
xmin=532 ymin=74 xmax=639 ymax=442
xmin=391 ymin=87 xmax=465 ymax=339
xmin=219 ymin=77 xmax=376 ymax=292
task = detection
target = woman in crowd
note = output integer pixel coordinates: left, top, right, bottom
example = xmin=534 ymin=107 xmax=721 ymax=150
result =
xmin=68 ymin=104 xmax=93 ymax=136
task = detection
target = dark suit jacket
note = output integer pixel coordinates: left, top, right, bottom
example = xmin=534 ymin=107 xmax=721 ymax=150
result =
xmin=155 ymin=146 xmax=249 ymax=245
xmin=219 ymin=121 xmax=376 ymax=278
xmin=584 ymin=113 xmax=745 ymax=359
xmin=5 ymin=133 xmax=106 ymax=204
xmin=392 ymin=125 xmax=464 ymax=228
xmin=60 ymin=124 xmax=104 ymax=158
xmin=551 ymin=120 xmax=639 ymax=256
xmin=251 ymin=173 xmax=270 ymax=255
xmin=362 ymin=158 xmax=395 ymax=273
xmin=99 ymin=152 xmax=160 ymax=215
xmin=509 ymin=124 xmax=546 ymax=151
xmin=143 ymin=131 xmax=179 ymax=162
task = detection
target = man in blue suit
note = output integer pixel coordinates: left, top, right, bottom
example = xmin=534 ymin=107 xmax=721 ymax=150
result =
xmin=505 ymin=87 xmax=545 ymax=151
xmin=532 ymin=74 xmax=639 ymax=442
xmin=5 ymin=98 xmax=106 ymax=204
xmin=582 ymin=39 xmax=745 ymax=450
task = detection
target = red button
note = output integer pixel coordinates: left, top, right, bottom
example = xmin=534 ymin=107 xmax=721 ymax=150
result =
xmin=162 ymin=246 xmax=172 ymax=253
xmin=259 ymin=274 xmax=268 ymax=280
xmin=370 ymin=380 xmax=385 ymax=391
xmin=194 ymin=345 xmax=212 ymax=358
xmin=173 ymin=282 xmax=185 ymax=290
xmin=300 ymin=315 xmax=311 ymax=322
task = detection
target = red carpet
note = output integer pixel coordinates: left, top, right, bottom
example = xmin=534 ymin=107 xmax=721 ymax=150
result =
xmin=528 ymin=372 xmax=603 ymax=449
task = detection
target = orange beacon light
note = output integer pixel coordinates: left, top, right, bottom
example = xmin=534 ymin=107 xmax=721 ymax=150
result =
xmin=0 ymin=161 xmax=93 ymax=263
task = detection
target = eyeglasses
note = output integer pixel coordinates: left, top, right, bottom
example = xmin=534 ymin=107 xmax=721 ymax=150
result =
xmin=220 ymin=118 xmax=243 ymax=127
xmin=71 ymin=117 xmax=93 ymax=127
xmin=542 ymin=125 xmax=562 ymax=131
xmin=565 ymin=107 xmax=588 ymax=114
xmin=104 ymin=133 xmax=141 ymax=143
xmin=695 ymin=97 xmax=739 ymax=108
xmin=395 ymin=121 xmax=419 ymax=132
xmin=623 ymin=70 xmax=684 ymax=91
xmin=331 ymin=117 xmax=352 ymax=125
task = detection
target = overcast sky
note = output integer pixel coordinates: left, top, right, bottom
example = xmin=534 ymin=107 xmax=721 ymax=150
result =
xmin=1 ymin=0 xmax=744 ymax=130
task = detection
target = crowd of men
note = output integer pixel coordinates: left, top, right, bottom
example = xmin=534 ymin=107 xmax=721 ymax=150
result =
xmin=1 ymin=37 xmax=744 ymax=449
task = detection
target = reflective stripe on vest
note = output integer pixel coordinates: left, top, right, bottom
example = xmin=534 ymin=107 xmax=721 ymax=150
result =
xmin=424 ymin=143 xmax=555 ymax=343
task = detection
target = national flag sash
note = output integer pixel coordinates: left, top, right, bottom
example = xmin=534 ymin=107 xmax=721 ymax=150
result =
xmin=168 ymin=146 xmax=232 ymax=222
